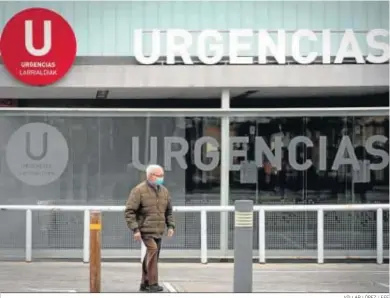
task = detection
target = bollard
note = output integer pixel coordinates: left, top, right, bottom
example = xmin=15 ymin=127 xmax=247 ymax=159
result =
xmin=90 ymin=211 xmax=102 ymax=293
xmin=233 ymin=200 xmax=253 ymax=293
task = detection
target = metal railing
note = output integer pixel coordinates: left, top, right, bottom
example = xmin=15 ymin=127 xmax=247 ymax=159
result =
xmin=0 ymin=204 xmax=388 ymax=264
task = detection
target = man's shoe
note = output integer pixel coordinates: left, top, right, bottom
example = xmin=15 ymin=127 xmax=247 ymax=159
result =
xmin=147 ymin=284 xmax=164 ymax=292
xmin=139 ymin=283 xmax=149 ymax=292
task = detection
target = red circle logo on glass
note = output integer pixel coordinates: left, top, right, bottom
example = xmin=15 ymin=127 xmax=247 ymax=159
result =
xmin=0 ymin=8 xmax=77 ymax=86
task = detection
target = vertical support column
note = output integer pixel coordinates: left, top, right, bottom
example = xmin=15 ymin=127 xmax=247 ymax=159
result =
xmin=258 ymin=209 xmax=266 ymax=264
xmin=25 ymin=209 xmax=32 ymax=262
xmin=90 ymin=211 xmax=102 ymax=293
xmin=200 ymin=210 xmax=208 ymax=264
xmin=83 ymin=210 xmax=90 ymax=263
xmin=220 ymin=89 xmax=230 ymax=257
xmin=142 ymin=115 xmax=151 ymax=262
xmin=376 ymin=208 xmax=383 ymax=264
xmin=317 ymin=209 xmax=324 ymax=264
xmin=233 ymin=200 xmax=253 ymax=293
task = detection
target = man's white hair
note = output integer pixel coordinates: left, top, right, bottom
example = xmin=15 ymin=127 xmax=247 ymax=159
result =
xmin=145 ymin=164 xmax=163 ymax=177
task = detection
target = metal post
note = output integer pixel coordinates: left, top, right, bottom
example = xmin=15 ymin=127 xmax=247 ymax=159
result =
xmin=83 ymin=210 xmax=90 ymax=263
xmin=25 ymin=209 xmax=32 ymax=262
xmin=200 ymin=210 xmax=208 ymax=264
xmin=258 ymin=209 xmax=266 ymax=264
xmin=317 ymin=209 xmax=324 ymax=264
xmin=220 ymin=89 xmax=230 ymax=257
xmin=90 ymin=211 xmax=102 ymax=293
xmin=376 ymin=208 xmax=383 ymax=264
xmin=233 ymin=200 xmax=253 ymax=293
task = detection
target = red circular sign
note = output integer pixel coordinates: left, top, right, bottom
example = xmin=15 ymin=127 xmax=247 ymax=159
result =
xmin=0 ymin=8 xmax=77 ymax=86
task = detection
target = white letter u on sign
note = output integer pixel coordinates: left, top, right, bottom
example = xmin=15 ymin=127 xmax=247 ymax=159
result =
xmin=25 ymin=20 xmax=52 ymax=56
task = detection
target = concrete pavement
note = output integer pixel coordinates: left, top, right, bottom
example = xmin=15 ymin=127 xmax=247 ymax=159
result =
xmin=0 ymin=262 xmax=388 ymax=293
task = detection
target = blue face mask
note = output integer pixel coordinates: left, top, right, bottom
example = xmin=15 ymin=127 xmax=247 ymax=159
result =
xmin=155 ymin=177 xmax=164 ymax=185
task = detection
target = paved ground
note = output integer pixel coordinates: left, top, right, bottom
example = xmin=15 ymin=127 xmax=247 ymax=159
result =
xmin=0 ymin=262 xmax=388 ymax=293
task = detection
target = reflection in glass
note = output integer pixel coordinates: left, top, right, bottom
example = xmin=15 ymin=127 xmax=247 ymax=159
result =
xmin=0 ymin=114 xmax=388 ymax=258
xmin=229 ymin=116 xmax=389 ymax=252
xmin=0 ymin=116 xmax=223 ymax=254
xmin=229 ymin=116 xmax=389 ymax=204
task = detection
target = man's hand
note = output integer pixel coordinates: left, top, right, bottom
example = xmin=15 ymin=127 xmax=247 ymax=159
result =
xmin=167 ymin=228 xmax=174 ymax=237
xmin=133 ymin=231 xmax=142 ymax=241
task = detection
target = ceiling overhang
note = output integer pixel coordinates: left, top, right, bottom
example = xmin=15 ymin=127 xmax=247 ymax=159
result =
xmin=0 ymin=57 xmax=387 ymax=99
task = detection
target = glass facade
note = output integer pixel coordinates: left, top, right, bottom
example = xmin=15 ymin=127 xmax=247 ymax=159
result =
xmin=228 ymin=115 xmax=388 ymax=253
xmin=1 ymin=1 xmax=388 ymax=56
xmin=0 ymin=108 xmax=388 ymax=260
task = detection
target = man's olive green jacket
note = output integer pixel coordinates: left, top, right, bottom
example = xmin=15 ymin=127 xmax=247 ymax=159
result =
xmin=125 ymin=181 xmax=175 ymax=238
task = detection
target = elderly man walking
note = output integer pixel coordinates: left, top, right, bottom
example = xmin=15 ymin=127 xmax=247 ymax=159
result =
xmin=125 ymin=164 xmax=175 ymax=292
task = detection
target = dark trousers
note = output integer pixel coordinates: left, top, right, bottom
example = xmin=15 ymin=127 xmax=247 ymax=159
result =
xmin=141 ymin=237 xmax=162 ymax=285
